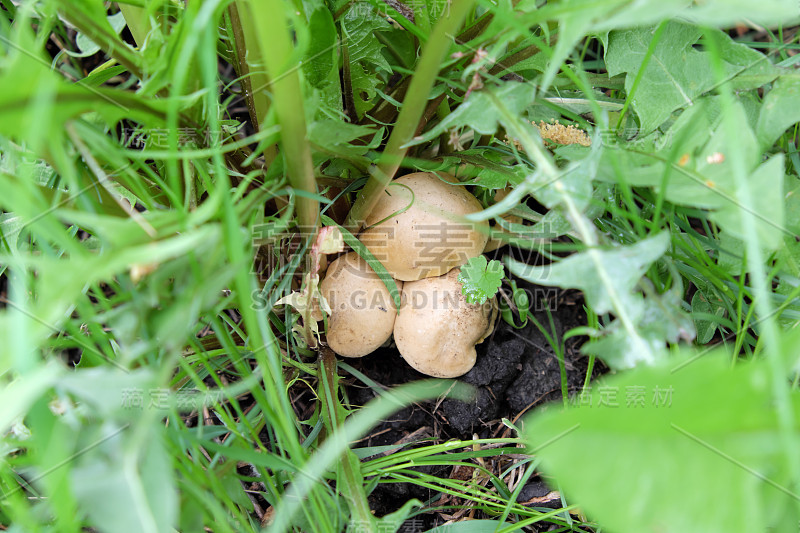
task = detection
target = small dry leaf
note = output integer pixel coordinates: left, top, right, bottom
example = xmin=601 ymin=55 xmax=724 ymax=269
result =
xmin=315 ymin=226 xmax=344 ymax=256
xmin=130 ymin=262 xmax=158 ymax=283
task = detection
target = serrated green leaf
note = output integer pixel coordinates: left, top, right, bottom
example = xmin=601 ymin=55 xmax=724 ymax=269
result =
xmin=457 ymin=255 xmax=504 ymax=305
xmin=341 ymin=6 xmax=391 ymax=72
xmin=595 ymin=101 xmax=786 ymax=251
xmin=303 ymin=8 xmax=337 ymax=87
xmin=349 ymin=61 xmax=382 ymax=119
xmin=407 ymin=82 xmax=537 ymax=147
xmin=508 ymin=233 xmax=672 ymax=368
xmin=520 ymin=0 xmax=796 ymax=95
xmin=582 ymin=286 xmax=694 ymax=369
xmin=341 ymin=4 xmax=392 ymax=118
xmin=507 ymin=233 xmax=669 ymax=316
xmin=308 ymin=119 xmax=380 ymax=157
xmin=605 ymin=21 xmax=783 ymax=133
xmin=473 ymin=167 xmax=509 ymax=189
xmin=691 ymin=289 xmax=725 ymax=344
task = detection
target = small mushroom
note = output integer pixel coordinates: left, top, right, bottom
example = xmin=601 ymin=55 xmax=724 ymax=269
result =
xmin=393 ymin=268 xmax=496 ymax=378
xmin=359 ymin=172 xmax=489 ymax=281
xmin=320 ymin=252 xmax=401 ymax=357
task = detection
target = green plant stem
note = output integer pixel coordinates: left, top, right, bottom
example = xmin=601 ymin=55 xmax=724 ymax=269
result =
xmin=245 ymin=0 xmax=319 ymax=234
xmin=344 ymin=0 xmax=476 ymax=232
xmin=319 ymin=348 xmax=376 ymax=532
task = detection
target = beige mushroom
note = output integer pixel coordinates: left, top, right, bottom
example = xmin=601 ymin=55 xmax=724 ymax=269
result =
xmin=320 ymin=252 xmax=401 ymax=357
xmin=359 ymin=172 xmax=489 ymax=281
xmin=393 ymin=268 xmax=496 ymax=378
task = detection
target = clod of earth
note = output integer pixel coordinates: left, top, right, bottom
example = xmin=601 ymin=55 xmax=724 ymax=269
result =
xmin=359 ymin=172 xmax=489 ymax=281
xmin=319 ymin=251 xmax=401 ymax=357
xmin=393 ymin=268 xmax=496 ymax=378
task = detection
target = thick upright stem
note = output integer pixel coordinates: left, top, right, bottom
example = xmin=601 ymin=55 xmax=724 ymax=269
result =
xmin=244 ymin=0 xmax=319 ymax=234
xmin=344 ymin=0 xmax=476 ymax=232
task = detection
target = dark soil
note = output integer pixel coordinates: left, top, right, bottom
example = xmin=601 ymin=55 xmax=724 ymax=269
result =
xmin=342 ymin=278 xmax=605 ymax=529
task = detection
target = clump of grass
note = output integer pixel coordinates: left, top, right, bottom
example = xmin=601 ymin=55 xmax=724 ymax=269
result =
xmin=0 ymin=1 xmax=798 ymax=532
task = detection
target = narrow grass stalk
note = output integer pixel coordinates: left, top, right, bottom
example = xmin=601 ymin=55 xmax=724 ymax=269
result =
xmin=228 ymin=1 xmax=273 ymax=133
xmin=345 ymin=0 xmax=476 ymax=232
xmin=244 ymin=0 xmax=319 ymax=234
xmin=269 ymin=380 xmax=474 ymax=532
xmin=319 ymin=348 xmax=376 ymax=531
xmin=117 ymin=4 xmax=150 ymax=49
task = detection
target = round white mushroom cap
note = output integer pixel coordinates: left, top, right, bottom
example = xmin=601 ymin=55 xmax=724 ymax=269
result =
xmin=393 ymin=268 xmax=496 ymax=377
xmin=359 ymin=172 xmax=489 ymax=281
xmin=320 ymin=252 xmax=401 ymax=357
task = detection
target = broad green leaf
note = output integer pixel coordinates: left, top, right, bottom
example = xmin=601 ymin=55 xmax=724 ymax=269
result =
xmin=580 ymin=303 xmax=668 ymax=368
xmin=517 ymin=0 xmax=796 ymax=93
xmin=0 ymin=213 xmax=25 ymax=253
xmin=757 ymin=75 xmax=800 ymax=149
xmin=605 ymin=21 xmax=782 ymax=133
xmin=582 ymin=287 xmax=695 ymax=369
xmin=595 ymin=101 xmax=786 ymax=250
xmin=715 ymin=232 xmax=746 ymax=276
xmin=785 ymin=183 xmax=800 ymax=235
xmin=525 ymin=352 xmax=800 ymax=532
xmin=58 ymin=368 xmax=157 ymax=418
xmin=529 ymin=150 xmax=595 ymax=212
xmin=0 ymin=363 xmax=62 ymax=435
xmin=71 ymin=424 xmax=177 ymax=533
xmin=710 ymin=154 xmax=786 ymax=250
xmin=468 ymin=166 xmax=510 ymax=190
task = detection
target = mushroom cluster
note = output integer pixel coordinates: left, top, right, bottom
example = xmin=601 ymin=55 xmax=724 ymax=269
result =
xmin=321 ymin=172 xmax=497 ymax=377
